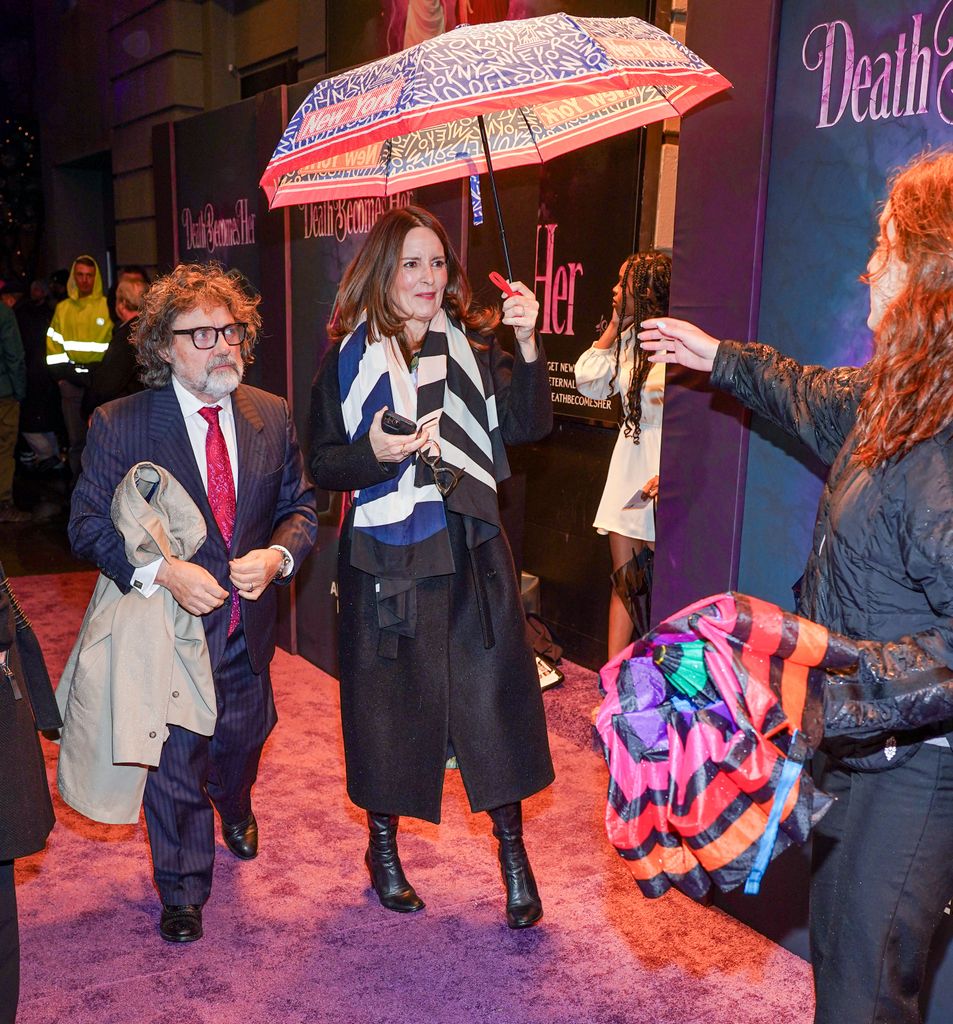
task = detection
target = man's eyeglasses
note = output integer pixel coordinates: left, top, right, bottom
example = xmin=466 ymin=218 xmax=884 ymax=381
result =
xmin=171 ymin=323 xmax=248 ymax=350
xmin=417 ymin=440 xmax=465 ymax=498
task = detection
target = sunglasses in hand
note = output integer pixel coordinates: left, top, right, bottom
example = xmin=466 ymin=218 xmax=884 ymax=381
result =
xmin=417 ymin=440 xmax=464 ymax=497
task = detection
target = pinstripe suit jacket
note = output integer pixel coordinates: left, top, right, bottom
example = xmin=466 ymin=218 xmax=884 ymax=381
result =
xmin=69 ymin=382 xmax=317 ymax=675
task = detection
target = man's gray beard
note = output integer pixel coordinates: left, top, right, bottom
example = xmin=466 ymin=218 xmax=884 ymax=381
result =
xmin=175 ymin=359 xmax=242 ymax=400
xmin=200 ymin=365 xmax=241 ymax=400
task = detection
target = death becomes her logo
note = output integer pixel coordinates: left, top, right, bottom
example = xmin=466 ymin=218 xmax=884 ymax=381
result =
xmin=802 ymin=1 xmax=953 ymax=127
xmin=180 ymin=199 xmax=256 ymax=255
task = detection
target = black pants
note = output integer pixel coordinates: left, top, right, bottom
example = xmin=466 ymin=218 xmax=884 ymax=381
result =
xmin=810 ymin=743 xmax=953 ymax=1024
xmin=0 ymin=861 xmax=17 ymax=1024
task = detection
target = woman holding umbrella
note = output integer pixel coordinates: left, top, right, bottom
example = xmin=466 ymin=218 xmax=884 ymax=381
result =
xmin=310 ymin=205 xmax=554 ymax=928
xmin=639 ymin=149 xmax=953 ymax=1024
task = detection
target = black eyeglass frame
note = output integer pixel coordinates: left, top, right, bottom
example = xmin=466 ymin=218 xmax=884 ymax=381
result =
xmin=416 ymin=440 xmax=465 ymax=498
xmin=171 ymin=323 xmax=248 ymax=350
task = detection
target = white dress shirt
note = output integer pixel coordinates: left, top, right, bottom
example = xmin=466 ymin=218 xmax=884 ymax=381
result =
xmin=173 ymin=375 xmax=241 ymax=494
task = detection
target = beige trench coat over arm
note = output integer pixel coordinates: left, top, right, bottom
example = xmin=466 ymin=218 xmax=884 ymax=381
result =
xmin=56 ymin=462 xmax=217 ymax=825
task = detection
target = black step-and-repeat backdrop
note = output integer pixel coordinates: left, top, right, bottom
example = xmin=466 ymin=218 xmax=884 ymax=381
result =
xmin=536 ymin=133 xmax=643 ymax=425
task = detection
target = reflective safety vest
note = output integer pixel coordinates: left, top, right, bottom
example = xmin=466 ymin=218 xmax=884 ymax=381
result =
xmin=46 ymin=300 xmax=112 ymax=371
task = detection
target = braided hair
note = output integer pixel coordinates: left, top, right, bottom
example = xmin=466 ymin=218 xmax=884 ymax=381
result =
xmin=608 ymin=251 xmax=672 ymax=443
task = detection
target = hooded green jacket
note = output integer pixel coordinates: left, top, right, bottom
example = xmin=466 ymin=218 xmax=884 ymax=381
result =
xmin=46 ymin=256 xmax=113 ymax=378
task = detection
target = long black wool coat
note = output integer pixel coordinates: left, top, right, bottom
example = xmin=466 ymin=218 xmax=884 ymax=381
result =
xmin=310 ymin=331 xmax=555 ymax=823
xmin=0 ymin=571 xmax=60 ymax=861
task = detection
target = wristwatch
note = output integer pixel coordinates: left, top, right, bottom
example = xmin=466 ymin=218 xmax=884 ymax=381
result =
xmin=270 ymin=546 xmax=293 ymax=581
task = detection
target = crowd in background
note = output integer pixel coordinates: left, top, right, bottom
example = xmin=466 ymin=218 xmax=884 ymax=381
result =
xmin=0 ymin=260 xmax=150 ymax=524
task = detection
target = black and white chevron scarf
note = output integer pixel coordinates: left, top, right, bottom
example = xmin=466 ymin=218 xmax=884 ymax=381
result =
xmin=338 ymin=309 xmax=510 ymax=649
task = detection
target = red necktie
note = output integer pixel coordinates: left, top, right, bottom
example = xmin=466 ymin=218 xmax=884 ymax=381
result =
xmin=198 ymin=405 xmax=240 ymax=635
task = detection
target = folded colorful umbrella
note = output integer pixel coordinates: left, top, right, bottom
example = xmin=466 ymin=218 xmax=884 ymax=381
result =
xmin=596 ymin=591 xmax=858 ymax=899
xmin=598 ymin=652 xmax=711 ymax=898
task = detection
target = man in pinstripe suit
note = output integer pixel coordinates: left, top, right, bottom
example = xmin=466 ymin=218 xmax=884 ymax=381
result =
xmin=69 ymin=264 xmax=317 ymax=943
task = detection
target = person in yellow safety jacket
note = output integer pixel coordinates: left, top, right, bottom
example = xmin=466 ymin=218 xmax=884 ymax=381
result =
xmin=46 ymin=256 xmax=113 ymax=481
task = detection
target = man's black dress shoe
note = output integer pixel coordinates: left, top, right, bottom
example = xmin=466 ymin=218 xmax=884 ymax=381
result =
xmin=159 ymin=904 xmax=203 ymax=943
xmin=221 ymin=812 xmax=258 ymax=860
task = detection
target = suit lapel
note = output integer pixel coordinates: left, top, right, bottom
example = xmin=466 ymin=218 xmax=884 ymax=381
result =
xmin=232 ymin=385 xmax=267 ymax=549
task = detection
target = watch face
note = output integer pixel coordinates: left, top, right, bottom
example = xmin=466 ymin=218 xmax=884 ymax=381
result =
xmin=272 ymin=549 xmax=292 ymax=579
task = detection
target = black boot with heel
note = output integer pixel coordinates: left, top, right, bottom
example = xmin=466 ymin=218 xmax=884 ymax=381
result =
xmin=365 ymin=811 xmax=425 ymax=913
xmin=487 ymin=802 xmax=543 ymax=929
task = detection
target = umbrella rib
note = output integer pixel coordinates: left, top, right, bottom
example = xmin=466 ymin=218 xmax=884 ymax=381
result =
xmin=516 ymin=106 xmax=545 ymax=164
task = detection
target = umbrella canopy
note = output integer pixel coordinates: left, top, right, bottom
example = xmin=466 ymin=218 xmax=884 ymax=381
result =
xmin=260 ymin=13 xmax=730 ymax=207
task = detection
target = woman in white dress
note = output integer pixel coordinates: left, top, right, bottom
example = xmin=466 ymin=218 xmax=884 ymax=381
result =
xmin=574 ymin=252 xmax=672 ymax=657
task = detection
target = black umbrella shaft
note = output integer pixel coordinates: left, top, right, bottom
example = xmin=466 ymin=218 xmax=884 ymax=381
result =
xmin=477 ymin=113 xmax=513 ymax=283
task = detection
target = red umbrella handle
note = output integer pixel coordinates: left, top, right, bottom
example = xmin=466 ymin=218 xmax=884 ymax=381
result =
xmin=488 ymin=271 xmax=518 ymax=297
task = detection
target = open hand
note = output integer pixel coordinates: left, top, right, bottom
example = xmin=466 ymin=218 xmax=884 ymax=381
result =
xmin=638 ymin=317 xmax=720 ymax=373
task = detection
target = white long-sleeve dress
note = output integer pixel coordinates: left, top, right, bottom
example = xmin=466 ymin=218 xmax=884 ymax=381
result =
xmin=574 ymin=328 xmax=665 ymax=542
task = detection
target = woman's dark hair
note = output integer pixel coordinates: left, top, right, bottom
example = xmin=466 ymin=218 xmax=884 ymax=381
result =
xmin=854 ymin=149 xmax=953 ymax=467
xmin=328 ymin=205 xmax=499 ymax=345
xmin=608 ymin=251 xmax=672 ymax=443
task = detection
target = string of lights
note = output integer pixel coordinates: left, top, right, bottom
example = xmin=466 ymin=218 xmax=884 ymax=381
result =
xmin=0 ymin=116 xmax=42 ymax=285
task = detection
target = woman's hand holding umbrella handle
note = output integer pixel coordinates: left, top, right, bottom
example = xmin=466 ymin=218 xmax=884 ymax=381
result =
xmin=369 ymin=408 xmax=433 ymax=464
xmin=499 ymin=281 xmax=540 ymax=362
xmin=638 ymin=318 xmax=720 ymax=373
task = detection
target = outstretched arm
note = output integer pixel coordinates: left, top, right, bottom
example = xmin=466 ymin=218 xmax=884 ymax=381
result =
xmin=639 ymin=317 xmax=864 ymax=466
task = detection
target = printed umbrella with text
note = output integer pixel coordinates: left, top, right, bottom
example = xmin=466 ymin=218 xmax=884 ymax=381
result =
xmin=260 ymin=13 xmax=730 ymax=277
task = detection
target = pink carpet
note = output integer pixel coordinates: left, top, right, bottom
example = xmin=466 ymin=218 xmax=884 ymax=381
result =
xmin=12 ymin=571 xmax=813 ymax=1024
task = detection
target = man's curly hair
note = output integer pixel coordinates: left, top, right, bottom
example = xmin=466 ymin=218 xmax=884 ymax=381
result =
xmin=134 ymin=262 xmax=261 ymax=388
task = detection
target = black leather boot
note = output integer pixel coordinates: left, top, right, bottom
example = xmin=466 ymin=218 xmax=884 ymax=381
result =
xmin=487 ymin=802 xmax=543 ymax=929
xmin=365 ymin=812 xmax=424 ymax=913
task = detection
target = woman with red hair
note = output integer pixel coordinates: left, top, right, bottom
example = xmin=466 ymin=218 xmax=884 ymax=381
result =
xmin=639 ymin=149 xmax=953 ymax=1024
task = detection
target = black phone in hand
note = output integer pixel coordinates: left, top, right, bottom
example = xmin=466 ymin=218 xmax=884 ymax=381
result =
xmin=381 ymin=409 xmax=418 ymax=435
